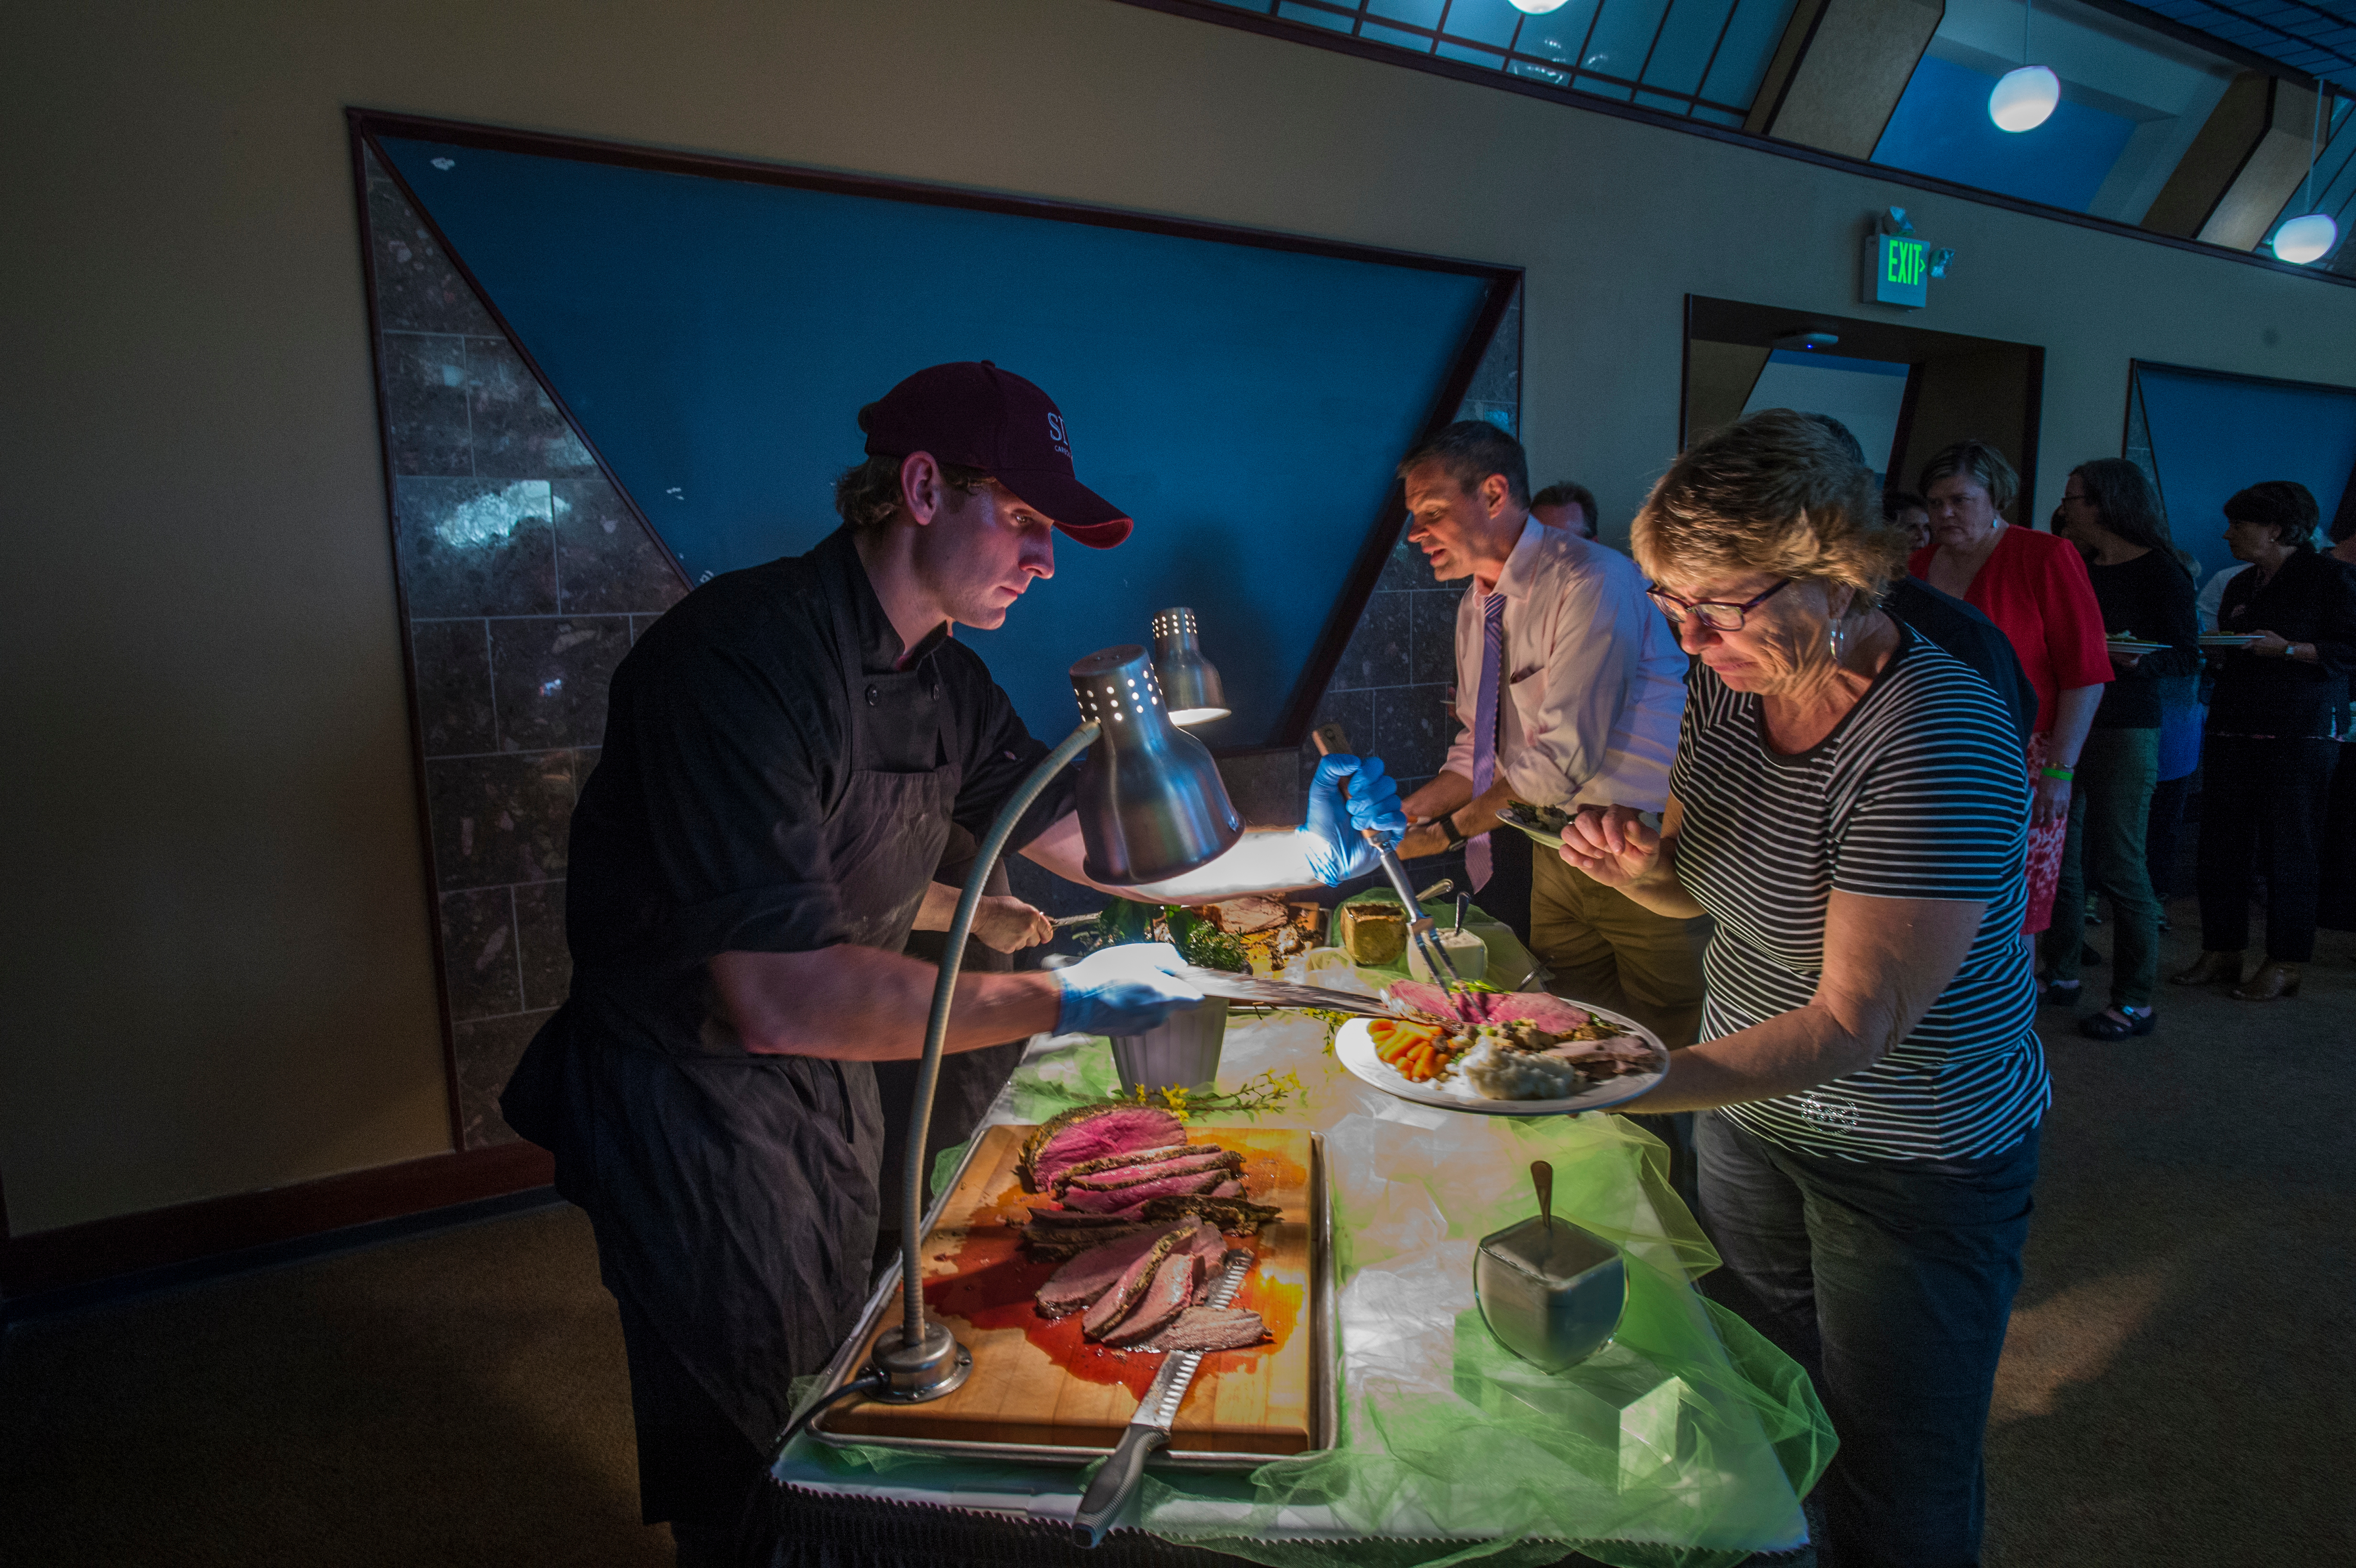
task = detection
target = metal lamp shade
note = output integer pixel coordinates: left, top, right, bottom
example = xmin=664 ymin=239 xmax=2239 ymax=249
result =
xmin=1150 ymin=607 xmax=1230 ymax=727
xmin=1069 ymin=645 xmax=1243 ymax=884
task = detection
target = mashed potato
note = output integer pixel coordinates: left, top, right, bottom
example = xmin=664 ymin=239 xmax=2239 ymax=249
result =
xmin=1460 ymin=1037 xmax=1583 ymax=1100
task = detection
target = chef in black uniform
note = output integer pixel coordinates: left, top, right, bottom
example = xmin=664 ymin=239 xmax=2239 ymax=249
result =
xmin=501 ymin=362 xmax=1407 ymax=1564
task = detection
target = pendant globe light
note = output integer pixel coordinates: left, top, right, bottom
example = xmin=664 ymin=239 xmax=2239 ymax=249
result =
xmin=2273 ymin=89 xmax=2339 ymax=266
xmin=1989 ymin=0 xmax=2059 ymax=133
xmin=1510 ymin=0 xmax=1573 ymax=11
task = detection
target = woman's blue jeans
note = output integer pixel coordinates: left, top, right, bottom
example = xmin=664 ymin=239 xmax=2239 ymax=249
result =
xmin=1696 ymin=1111 xmax=2040 ymax=1568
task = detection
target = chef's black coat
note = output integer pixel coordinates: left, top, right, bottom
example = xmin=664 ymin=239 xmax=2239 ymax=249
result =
xmin=502 ymin=524 xmax=1074 ymax=1519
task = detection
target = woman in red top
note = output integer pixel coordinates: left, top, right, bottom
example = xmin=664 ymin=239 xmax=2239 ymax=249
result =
xmin=1910 ymin=441 xmax=2113 ymax=934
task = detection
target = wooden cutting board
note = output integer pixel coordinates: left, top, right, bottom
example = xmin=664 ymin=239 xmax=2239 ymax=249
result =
xmin=820 ymin=1122 xmax=1317 ymax=1457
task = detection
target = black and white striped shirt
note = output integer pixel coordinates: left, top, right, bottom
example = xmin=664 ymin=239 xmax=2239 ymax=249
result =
xmin=1672 ymin=627 xmax=2046 ymax=1161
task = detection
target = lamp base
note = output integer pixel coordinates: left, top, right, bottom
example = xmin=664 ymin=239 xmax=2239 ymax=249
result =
xmin=864 ymin=1320 xmax=974 ymax=1404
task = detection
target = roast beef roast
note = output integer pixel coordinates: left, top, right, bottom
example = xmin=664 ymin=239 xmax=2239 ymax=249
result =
xmin=1036 ymin=1223 xmax=1186 ymax=1318
xmin=1101 ymin=1250 xmax=1202 ymax=1346
xmin=1061 ymin=1168 xmax=1231 ymax=1212
xmin=1058 ymin=1148 xmax=1243 ymax=1197
xmin=1208 ymin=1179 xmax=1244 ymax=1198
xmin=1145 ymin=1306 xmax=1268 ymax=1353
xmin=1386 ymin=981 xmax=1592 ymax=1033
xmin=1081 ymin=1221 xmax=1196 ymax=1339
xmin=1017 ymin=1104 xmax=1187 ymax=1192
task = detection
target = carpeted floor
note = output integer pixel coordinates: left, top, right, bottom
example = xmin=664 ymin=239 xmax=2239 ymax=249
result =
xmin=3 ymin=901 xmax=2350 ymax=1567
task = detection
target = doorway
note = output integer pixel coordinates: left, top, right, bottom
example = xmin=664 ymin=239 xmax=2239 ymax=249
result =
xmin=1683 ymin=295 xmax=2047 ymax=517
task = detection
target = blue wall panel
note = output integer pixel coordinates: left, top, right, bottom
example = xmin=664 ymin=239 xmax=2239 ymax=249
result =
xmin=1872 ymin=54 xmax=2137 ymax=214
xmin=2135 ymin=366 xmax=2356 ymax=581
xmin=378 ymin=138 xmax=1492 ymax=747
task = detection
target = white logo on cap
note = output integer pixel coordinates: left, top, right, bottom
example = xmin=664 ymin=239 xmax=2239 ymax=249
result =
xmin=1047 ymin=412 xmax=1070 ymax=456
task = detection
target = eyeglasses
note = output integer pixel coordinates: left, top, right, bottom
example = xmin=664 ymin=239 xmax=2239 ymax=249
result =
xmin=1645 ymin=578 xmax=1793 ymax=631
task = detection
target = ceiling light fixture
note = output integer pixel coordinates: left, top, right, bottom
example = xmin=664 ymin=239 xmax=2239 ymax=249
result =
xmin=2273 ymin=90 xmax=2339 ymax=266
xmin=1510 ymin=0 xmax=1574 ymax=12
xmin=1989 ymin=0 xmax=2058 ymax=133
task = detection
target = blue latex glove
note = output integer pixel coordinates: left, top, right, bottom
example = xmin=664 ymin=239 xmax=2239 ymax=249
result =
xmin=1053 ymin=941 xmax=1204 ymax=1037
xmin=1302 ymin=753 xmax=1409 ymax=886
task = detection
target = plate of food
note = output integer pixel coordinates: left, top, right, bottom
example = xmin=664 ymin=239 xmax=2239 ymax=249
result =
xmin=2105 ymin=636 xmax=2165 ymax=655
xmin=1496 ymin=799 xmax=1572 ymax=848
xmin=1333 ymin=983 xmax=1670 ymax=1116
xmin=2199 ymin=632 xmax=2258 ymax=648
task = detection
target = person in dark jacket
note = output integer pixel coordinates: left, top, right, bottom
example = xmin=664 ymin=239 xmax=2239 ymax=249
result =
xmin=2173 ymin=481 xmax=2356 ymax=1002
xmin=2042 ymin=459 xmax=2199 ymax=1036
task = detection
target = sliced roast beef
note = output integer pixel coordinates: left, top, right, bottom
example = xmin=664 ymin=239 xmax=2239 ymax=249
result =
xmin=1021 ymin=1223 xmax=1156 ymax=1261
xmin=1180 ymin=1227 xmax=1231 ymax=1304
xmin=1058 ymin=1148 xmax=1242 ymax=1197
xmin=1145 ymin=1307 xmax=1269 ymax=1353
xmin=1036 ymin=1223 xmax=1185 ymax=1318
xmin=1385 ymin=982 xmax=1591 ymax=1034
xmin=1141 ymin=1194 xmax=1281 ymax=1232
xmin=1101 ymin=1250 xmax=1202 ymax=1346
xmin=1080 ymin=1223 xmax=1194 ymax=1339
xmin=1208 ymin=1179 xmax=1244 ymax=1198
xmin=1061 ymin=1168 xmax=1230 ymax=1213
xmin=1018 ymin=1104 xmax=1188 ymax=1192
xmin=1047 ymin=1142 xmax=1226 ymax=1190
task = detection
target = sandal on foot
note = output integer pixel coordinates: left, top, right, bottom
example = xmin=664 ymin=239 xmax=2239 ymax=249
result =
xmin=2036 ymin=978 xmax=2082 ymax=1005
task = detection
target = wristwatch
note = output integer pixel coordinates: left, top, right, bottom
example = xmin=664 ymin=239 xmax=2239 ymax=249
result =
xmin=1439 ymin=814 xmax=1468 ymax=849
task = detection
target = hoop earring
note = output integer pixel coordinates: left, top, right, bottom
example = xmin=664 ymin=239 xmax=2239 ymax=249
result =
xmin=1829 ymin=620 xmax=1848 ymax=664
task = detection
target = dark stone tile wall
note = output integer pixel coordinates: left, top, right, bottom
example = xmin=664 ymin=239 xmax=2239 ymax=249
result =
xmin=364 ymin=148 xmax=687 ymax=1148
xmin=368 ymin=141 xmax=1514 ymax=1110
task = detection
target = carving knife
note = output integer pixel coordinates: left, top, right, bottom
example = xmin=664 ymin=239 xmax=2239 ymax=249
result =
xmin=1071 ymin=1249 xmax=1254 ymax=1547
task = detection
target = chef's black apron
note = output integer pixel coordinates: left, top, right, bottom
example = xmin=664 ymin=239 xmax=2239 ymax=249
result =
xmin=502 ymin=586 xmax=959 ymax=1541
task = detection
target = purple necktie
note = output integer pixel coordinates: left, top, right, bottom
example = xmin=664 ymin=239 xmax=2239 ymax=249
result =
xmin=1467 ymin=589 xmax=1506 ymax=889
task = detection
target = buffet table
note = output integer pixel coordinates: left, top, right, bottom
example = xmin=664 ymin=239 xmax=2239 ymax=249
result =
xmin=774 ymin=926 xmax=1831 ymax=1568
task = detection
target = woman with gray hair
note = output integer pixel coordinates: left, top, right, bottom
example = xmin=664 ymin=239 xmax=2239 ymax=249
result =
xmin=1563 ymin=408 xmax=2043 ymax=1568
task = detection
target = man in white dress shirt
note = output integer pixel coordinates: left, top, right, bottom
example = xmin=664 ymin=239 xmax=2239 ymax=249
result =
xmin=1391 ymin=423 xmax=1704 ymax=1051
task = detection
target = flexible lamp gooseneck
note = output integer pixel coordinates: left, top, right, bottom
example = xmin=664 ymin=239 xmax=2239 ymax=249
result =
xmin=862 ymin=643 xmax=1243 ymax=1405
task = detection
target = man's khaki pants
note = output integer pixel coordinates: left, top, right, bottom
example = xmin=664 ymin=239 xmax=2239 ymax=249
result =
xmin=1528 ymin=849 xmax=1707 ymax=1048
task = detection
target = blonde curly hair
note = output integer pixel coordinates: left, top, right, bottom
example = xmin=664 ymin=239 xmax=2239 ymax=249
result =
xmin=1633 ymin=409 xmax=1909 ymax=609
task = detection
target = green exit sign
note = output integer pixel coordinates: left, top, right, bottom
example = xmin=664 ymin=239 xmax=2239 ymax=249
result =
xmin=1866 ymin=233 xmax=1931 ymax=308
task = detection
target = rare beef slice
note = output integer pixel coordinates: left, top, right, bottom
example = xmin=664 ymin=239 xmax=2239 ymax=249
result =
xmin=1385 ymin=982 xmax=1591 ymax=1033
xmin=1080 ymin=1223 xmax=1195 ymax=1339
xmin=1058 ymin=1148 xmax=1243 ymax=1197
xmin=1101 ymin=1250 xmax=1202 ymax=1346
xmin=1036 ymin=1223 xmax=1185 ymax=1318
xmin=1145 ymin=1307 xmax=1269 ymax=1353
xmin=1047 ymin=1143 xmax=1227 ymax=1191
xmin=1060 ymin=1168 xmax=1230 ymax=1213
xmin=1018 ymin=1105 xmax=1188 ymax=1192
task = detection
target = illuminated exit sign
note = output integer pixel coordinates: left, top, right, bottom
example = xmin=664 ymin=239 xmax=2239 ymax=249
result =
xmin=1866 ymin=233 xmax=1931 ymax=309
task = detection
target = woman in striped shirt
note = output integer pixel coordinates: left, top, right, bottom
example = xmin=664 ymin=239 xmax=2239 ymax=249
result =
xmin=1563 ymin=410 xmax=2043 ymax=1568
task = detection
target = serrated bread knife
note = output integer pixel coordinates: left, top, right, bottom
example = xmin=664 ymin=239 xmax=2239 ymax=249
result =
xmin=1071 ymin=1249 xmax=1254 ymax=1547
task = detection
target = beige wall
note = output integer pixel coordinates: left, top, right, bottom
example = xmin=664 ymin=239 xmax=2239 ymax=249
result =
xmin=6 ymin=0 xmax=2353 ymax=1233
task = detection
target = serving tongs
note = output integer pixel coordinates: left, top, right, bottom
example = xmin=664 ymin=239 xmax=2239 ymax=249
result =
xmin=1311 ymin=723 xmax=1472 ymax=1009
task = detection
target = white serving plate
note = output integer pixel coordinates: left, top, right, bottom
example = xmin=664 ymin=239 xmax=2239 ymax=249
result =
xmin=2199 ymin=633 xmax=2258 ymax=647
xmin=1333 ymin=1013 xmax=1670 ymax=1117
xmin=2105 ymin=638 xmax=2164 ymax=654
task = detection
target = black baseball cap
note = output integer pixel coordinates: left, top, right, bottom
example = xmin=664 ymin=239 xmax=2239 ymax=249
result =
xmin=859 ymin=361 xmax=1133 ymax=548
